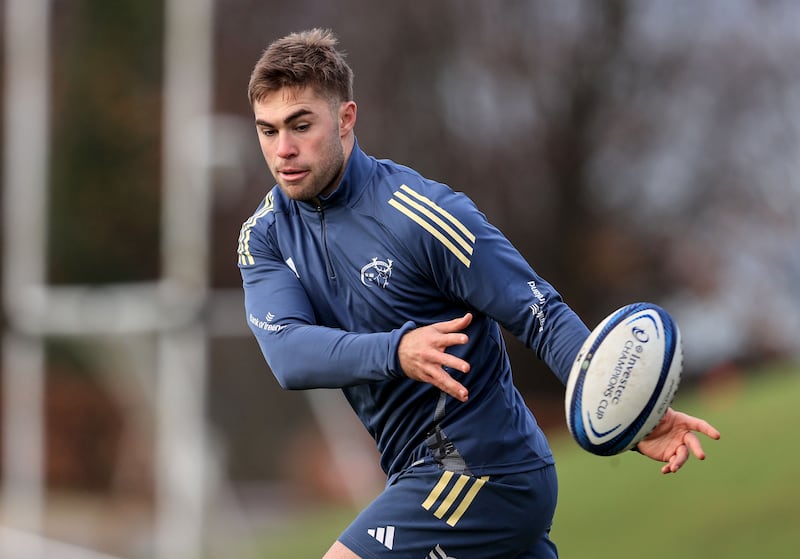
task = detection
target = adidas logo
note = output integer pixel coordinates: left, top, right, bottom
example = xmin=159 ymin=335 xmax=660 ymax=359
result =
xmin=427 ymin=544 xmax=456 ymax=559
xmin=366 ymin=526 xmax=395 ymax=550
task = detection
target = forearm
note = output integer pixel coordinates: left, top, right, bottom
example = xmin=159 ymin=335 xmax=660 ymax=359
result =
xmin=255 ymin=320 xmax=417 ymax=390
xmin=533 ymin=301 xmax=590 ymax=385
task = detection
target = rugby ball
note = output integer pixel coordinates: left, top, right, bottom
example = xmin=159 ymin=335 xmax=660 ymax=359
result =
xmin=565 ymin=302 xmax=682 ymax=456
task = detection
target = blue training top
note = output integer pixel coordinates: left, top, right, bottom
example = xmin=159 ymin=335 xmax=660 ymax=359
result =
xmin=238 ymin=140 xmax=590 ymax=481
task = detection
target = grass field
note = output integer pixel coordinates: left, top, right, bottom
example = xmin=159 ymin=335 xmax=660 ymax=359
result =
xmin=247 ymin=363 xmax=800 ymax=558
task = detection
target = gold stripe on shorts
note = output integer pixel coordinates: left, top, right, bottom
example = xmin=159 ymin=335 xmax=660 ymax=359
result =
xmin=421 ymin=471 xmax=490 ymax=527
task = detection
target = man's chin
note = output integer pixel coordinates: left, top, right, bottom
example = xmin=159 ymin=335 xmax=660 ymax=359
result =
xmin=277 ymin=182 xmax=317 ymax=202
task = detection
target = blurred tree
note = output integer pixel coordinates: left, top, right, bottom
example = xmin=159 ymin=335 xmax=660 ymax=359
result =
xmin=210 ymin=1 xmax=800 ymax=404
xmin=22 ymin=0 xmax=797 ymax=491
xmin=48 ymin=0 xmax=164 ymax=284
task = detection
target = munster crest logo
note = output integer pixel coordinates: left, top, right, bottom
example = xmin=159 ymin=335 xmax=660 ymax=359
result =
xmin=360 ymin=257 xmax=393 ymax=288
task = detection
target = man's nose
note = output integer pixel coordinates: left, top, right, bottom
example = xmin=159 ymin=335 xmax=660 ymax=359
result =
xmin=276 ymin=133 xmax=297 ymax=159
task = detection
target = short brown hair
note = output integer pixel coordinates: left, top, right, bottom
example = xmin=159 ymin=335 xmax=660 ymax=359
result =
xmin=248 ymin=28 xmax=354 ymax=106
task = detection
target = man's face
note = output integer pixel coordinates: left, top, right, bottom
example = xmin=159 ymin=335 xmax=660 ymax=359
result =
xmin=253 ymin=86 xmax=351 ymax=201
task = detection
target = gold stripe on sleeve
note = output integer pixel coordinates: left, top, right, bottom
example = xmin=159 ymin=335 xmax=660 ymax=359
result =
xmin=237 ymin=192 xmax=274 ymax=266
xmin=398 ymin=184 xmax=476 ymax=242
xmin=388 ymin=199 xmax=471 ymax=267
xmin=389 ymin=184 xmax=476 ymax=268
xmin=392 ymin=191 xmax=474 ymax=256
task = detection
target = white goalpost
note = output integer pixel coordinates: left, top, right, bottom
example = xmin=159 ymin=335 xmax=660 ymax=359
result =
xmin=2 ymin=2 xmax=379 ymax=557
xmin=1 ymin=0 xmax=216 ymax=558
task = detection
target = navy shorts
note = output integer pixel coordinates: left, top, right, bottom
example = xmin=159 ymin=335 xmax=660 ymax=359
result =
xmin=338 ymin=463 xmax=558 ymax=558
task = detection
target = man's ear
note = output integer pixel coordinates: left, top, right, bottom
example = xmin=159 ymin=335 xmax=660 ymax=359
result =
xmin=339 ymin=101 xmax=357 ymax=135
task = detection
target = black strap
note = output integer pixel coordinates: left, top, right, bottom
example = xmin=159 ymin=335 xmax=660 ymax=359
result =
xmin=425 ymin=392 xmax=470 ymax=474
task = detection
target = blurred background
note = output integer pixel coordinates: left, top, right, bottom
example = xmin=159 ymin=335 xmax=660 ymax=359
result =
xmin=1 ymin=1 xmax=798 ymax=558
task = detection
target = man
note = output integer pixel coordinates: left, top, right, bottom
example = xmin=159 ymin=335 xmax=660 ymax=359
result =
xmin=238 ymin=28 xmax=720 ymax=559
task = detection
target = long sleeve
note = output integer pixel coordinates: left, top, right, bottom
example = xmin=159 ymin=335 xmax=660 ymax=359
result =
xmin=238 ymin=193 xmax=414 ymax=390
xmin=237 ymin=145 xmax=590 ymax=478
xmin=389 ymin=180 xmax=590 ymax=385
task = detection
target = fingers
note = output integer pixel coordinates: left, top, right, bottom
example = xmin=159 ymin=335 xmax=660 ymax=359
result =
xmin=661 ymin=432 xmax=709 ymax=474
xmin=439 ymin=312 xmax=473 ymax=332
xmin=440 ymin=350 xmax=471 ymax=374
xmin=397 ymin=313 xmax=473 ymax=402
xmin=422 ymin=346 xmax=470 ymax=402
xmin=438 ymin=330 xmax=468 ymax=351
xmin=410 ymin=355 xmax=469 ymax=402
xmin=684 ymin=431 xmax=707 ymax=461
xmin=434 ymin=372 xmax=469 ymax=402
xmin=674 ymin=410 xmax=722 ymax=441
xmin=661 ymin=442 xmax=688 ymax=474
xmin=696 ymin=419 xmax=722 ymax=441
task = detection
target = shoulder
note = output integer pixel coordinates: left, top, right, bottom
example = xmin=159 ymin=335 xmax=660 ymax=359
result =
xmin=369 ymin=159 xmax=480 ymax=220
xmin=237 ymin=187 xmax=281 ymax=266
xmin=366 ymin=161 xmax=485 ymax=268
xmin=240 ymin=187 xmax=281 ymax=232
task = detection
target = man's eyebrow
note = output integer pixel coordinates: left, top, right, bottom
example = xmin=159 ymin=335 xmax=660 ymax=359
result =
xmin=255 ymin=108 xmax=314 ymax=128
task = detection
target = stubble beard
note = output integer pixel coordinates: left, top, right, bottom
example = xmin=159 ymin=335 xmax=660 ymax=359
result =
xmin=277 ymin=137 xmax=346 ymax=203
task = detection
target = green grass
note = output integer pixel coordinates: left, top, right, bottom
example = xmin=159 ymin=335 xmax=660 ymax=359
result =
xmin=248 ymin=363 xmax=800 ymax=558
xmin=240 ymin=506 xmax=360 ymax=558
xmin=552 ymin=363 xmax=800 ymax=558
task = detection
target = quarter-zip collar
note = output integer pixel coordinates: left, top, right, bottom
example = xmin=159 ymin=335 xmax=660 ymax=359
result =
xmin=300 ymin=137 xmax=376 ymax=213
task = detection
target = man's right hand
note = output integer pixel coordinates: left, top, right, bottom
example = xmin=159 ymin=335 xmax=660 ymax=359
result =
xmin=397 ymin=313 xmax=473 ymax=402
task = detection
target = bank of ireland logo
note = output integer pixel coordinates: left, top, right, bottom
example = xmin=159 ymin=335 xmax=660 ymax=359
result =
xmin=360 ymin=257 xmax=393 ymax=288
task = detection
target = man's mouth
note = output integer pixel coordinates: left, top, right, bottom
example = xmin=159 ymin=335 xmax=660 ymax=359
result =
xmin=279 ymin=168 xmax=309 ymax=182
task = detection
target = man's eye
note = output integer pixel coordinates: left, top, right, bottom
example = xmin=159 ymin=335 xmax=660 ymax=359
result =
xmin=296 ymin=123 xmax=310 ymax=132
xmin=260 ymin=128 xmax=276 ymax=137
